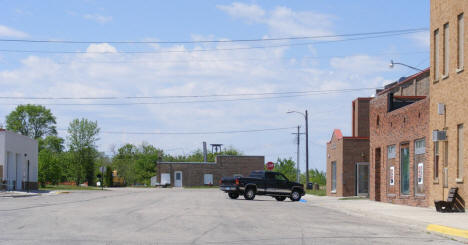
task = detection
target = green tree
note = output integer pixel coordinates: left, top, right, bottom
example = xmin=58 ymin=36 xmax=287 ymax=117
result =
xmin=273 ymin=158 xmax=297 ymax=182
xmin=112 ymin=144 xmax=137 ymax=185
xmin=38 ymin=135 xmax=65 ymax=153
xmin=67 ymin=118 xmax=100 ymax=186
xmin=6 ymin=104 xmax=57 ymax=139
xmin=134 ymin=144 xmax=161 ymax=185
xmin=301 ymin=168 xmax=326 ymax=185
xmin=38 ymin=149 xmax=62 ymax=187
xmin=104 ymin=166 xmax=113 ymax=187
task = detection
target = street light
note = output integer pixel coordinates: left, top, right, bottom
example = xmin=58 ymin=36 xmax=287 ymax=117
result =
xmin=287 ymin=110 xmax=309 ymax=188
xmin=389 ymin=60 xmax=424 ymax=72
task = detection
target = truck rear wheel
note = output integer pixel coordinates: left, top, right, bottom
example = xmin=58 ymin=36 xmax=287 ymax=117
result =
xmin=290 ymin=189 xmax=301 ymax=202
xmin=244 ymin=187 xmax=256 ymax=200
xmin=228 ymin=192 xmax=239 ymax=199
xmin=275 ymin=196 xmax=286 ymax=201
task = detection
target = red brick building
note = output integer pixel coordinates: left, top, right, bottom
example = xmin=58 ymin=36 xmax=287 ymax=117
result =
xmin=326 ymin=98 xmax=370 ymax=197
xmin=369 ymin=69 xmax=431 ymax=207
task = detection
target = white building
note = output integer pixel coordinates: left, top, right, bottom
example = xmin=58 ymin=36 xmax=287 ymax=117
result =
xmin=0 ymin=130 xmax=38 ymax=191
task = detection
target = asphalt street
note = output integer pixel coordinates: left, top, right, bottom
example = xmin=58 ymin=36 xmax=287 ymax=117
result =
xmin=0 ymin=188 xmax=461 ymax=245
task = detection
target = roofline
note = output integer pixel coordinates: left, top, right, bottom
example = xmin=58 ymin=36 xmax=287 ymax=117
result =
xmin=158 ymin=162 xmax=216 ymax=164
xmin=353 ymin=97 xmax=373 ymax=101
xmin=342 ymin=137 xmax=369 ymax=140
xmin=393 ymin=95 xmax=427 ymax=99
xmin=377 ymin=68 xmax=430 ymax=96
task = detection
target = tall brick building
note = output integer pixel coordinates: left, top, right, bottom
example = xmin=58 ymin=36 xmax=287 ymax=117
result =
xmin=369 ymin=69 xmax=431 ymax=207
xmin=430 ymin=0 xmax=467 ymax=210
xmin=326 ymin=98 xmax=370 ymax=197
xmin=157 ymin=155 xmax=264 ymax=187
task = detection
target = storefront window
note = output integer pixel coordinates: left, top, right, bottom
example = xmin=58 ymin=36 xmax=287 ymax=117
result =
xmin=400 ymin=146 xmax=410 ymax=195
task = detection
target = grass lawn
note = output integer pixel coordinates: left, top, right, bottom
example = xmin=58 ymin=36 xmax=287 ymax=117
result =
xmin=306 ymin=189 xmax=326 ymax=196
xmin=39 ymin=184 xmax=104 ymax=191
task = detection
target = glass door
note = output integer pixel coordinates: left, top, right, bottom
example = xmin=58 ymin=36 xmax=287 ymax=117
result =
xmin=400 ymin=145 xmax=410 ymax=195
xmin=356 ymin=162 xmax=369 ymax=196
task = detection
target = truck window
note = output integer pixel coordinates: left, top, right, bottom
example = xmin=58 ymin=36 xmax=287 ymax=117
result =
xmin=265 ymin=172 xmax=275 ymax=180
xmin=274 ymin=174 xmax=287 ymax=182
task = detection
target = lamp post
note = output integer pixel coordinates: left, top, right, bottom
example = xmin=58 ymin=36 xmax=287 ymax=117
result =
xmin=287 ymin=110 xmax=309 ymax=188
xmin=389 ymin=60 xmax=424 ymax=72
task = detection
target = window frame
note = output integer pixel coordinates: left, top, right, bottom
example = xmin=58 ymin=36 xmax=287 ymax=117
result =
xmin=458 ymin=13 xmax=465 ymax=71
xmin=443 ymin=23 xmax=450 ymax=77
xmin=387 ymin=145 xmax=396 ymax=159
xmin=457 ymin=124 xmax=464 ymax=182
xmin=415 ymin=138 xmax=426 ymax=155
xmin=434 ymin=28 xmax=440 ymax=81
xmin=203 ymin=173 xmax=213 ymax=185
xmin=331 ymin=161 xmax=337 ymax=193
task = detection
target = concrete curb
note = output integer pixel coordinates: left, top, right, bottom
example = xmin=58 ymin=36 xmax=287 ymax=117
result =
xmin=427 ymin=224 xmax=468 ymax=239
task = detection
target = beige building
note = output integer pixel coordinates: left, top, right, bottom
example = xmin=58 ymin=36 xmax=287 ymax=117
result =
xmin=430 ymin=0 xmax=467 ymax=210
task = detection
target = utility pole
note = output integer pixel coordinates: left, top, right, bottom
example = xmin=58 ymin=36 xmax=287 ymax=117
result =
xmin=305 ymin=110 xmax=309 ymax=188
xmin=291 ymin=126 xmax=302 ymax=183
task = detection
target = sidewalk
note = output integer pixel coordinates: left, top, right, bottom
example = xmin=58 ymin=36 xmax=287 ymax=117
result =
xmin=303 ymin=195 xmax=468 ymax=241
xmin=0 ymin=191 xmax=41 ymax=198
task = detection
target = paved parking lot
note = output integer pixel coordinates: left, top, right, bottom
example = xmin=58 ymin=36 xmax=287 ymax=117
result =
xmin=0 ymin=188 xmax=461 ymax=245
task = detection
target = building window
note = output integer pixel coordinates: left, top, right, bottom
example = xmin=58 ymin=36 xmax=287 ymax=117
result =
xmin=415 ymin=138 xmax=426 ymax=155
xmin=434 ymin=141 xmax=439 ymax=181
xmin=204 ymin=174 xmax=213 ymax=185
xmin=387 ymin=145 xmax=396 ymax=159
xmin=389 ymin=166 xmax=395 ymax=186
xmin=443 ymin=23 xmax=449 ymax=76
xmin=434 ymin=28 xmax=440 ymax=80
xmin=458 ymin=124 xmax=464 ymax=180
xmin=400 ymin=145 xmax=410 ymax=195
xmin=331 ymin=161 xmax=337 ymax=192
xmin=377 ymin=115 xmax=380 ymax=127
xmin=458 ymin=13 xmax=464 ymax=70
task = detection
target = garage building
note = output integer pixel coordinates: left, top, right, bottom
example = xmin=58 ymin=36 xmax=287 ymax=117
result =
xmin=0 ymin=130 xmax=38 ymax=191
xmin=157 ymin=155 xmax=264 ymax=187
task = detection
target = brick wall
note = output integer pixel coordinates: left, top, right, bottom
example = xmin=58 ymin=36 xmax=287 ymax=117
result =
xmin=369 ymin=92 xmax=431 ymax=207
xmin=157 ymin=155 xmax=264 ymax=186
xmin=430 ymin=0 xmax=468 ymax=209
xmin=353 ymin=98 xmax=371 ymax=137
xmin=343 ymin=139 xmax=369 ymax=196
xmin=326 ymin=130 xmax=369 ymax=197
xmin=327 ymin=134 xmax=344 ymax=196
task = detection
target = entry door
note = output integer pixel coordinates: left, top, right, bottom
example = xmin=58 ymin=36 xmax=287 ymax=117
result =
xmin=15 ymin=154 xmax=22 ymax=190
xmin=174 ymin=171 xmax=182 ymax=187
xmin=356 ymin=162 xmax=369 ymax=196
xmin=6 ymin=152 xmax=15 ymax=191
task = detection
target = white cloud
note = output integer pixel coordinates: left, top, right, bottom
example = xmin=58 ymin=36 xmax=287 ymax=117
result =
xmin=0 ymin=25 xmax=28 ymax=38
xmin=410 ymin=31 xmax=429 ymax=49
xmin=83 ymin=14 xmax=112 ymax=24
xmin=217 ymin=3 xmax=334 ymax=36
xmin=217 ymin=2 xmax=265 ymax=23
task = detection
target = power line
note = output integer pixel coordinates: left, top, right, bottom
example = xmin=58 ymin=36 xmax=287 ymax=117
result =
xmin=0 ymin=87 xmax=380 ymax=100
xmin=57 ymin=126 xmax=296 ymax=135
xmin=0 ymin=30 xmax=425 ymax=54
xmin=49 ymin=51 xmax=427 ymax=65
xmin=0 ymin=28 xmax=428 ymax=44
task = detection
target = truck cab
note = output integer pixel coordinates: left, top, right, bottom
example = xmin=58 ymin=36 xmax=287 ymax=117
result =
xmin=220 ymin=170 xmax=305 ymax=201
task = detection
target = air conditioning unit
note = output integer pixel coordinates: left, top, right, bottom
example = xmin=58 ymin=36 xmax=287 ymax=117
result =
xmin=432 ymin=130 xmax=447 ymax=142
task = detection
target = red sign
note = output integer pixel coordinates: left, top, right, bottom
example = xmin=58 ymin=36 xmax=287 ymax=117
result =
xmin=266 ymin=161 xmax=274 ymax=170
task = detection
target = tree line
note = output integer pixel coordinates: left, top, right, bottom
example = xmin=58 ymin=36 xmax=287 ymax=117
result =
xmin=5 ymin=104 xmax=324 ymax=188
xmin=5 ymin=104 xmax=243 ymax=187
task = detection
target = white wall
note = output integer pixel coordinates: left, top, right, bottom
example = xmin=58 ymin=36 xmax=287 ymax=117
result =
xmin=0 ymin=130 xmax=38 ymax=186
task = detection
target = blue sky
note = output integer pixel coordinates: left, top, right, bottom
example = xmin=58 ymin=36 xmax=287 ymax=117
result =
xmin=0 ymin=1 xmax=430 ymax=171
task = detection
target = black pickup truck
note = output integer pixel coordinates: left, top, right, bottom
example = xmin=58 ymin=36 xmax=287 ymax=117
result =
xmin=219 ymin=170 xmax=305 ymax=201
